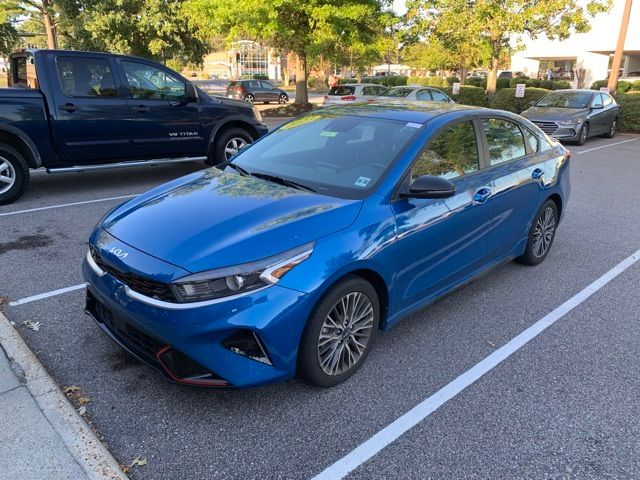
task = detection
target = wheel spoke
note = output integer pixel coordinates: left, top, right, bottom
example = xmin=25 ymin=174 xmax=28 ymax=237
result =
xmin=0 ymin=176 xmax=11 ymax=184
xmin=0 ymin=162 xmax=9 ymax=174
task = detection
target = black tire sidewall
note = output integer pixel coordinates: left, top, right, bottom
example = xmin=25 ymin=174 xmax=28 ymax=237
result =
xmin=279 ymin=94 xmax=288 ymax=104
xmin=0 ymin=144 xmax=30 ymax=205
xmin=604 ymin=119 xmax=617 ymax=138
xmin=517 ymin=199 xmax=558 ymax=266
xmin=245 ymin=94 xmax=254 ymax=103
xmin=576 ymin=123 xmax=589 ymax=145
xmin=298 ymin=276 xmax=380 ymax=387
xmin=211 ymin=128 xmax=253 ymax=166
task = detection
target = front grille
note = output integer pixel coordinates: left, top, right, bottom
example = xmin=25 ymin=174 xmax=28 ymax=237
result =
xmin=91 ymin=246 xmax=177 ymax=302
xmin=87 ymin=290 xmax=163 ymax=363
xmin=533 ymin=121 xmax=559 ymax=135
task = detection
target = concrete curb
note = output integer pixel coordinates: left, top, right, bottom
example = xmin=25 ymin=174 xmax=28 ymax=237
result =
xmin=0 ymin=311 xmax=127 ymax=480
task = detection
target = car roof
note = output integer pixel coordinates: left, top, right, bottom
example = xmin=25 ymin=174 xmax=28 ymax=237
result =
xmin=553 ymin=89 xmax=597 ymax=94
xmin=318 ymin=100 xmax=488 ymax=124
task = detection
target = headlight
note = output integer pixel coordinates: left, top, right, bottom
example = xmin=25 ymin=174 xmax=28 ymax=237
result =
xmin=170 ymin=243 xmax=313 ymax=303
xmin=252 ymin=106 xmax=263 ymax=122
xmin=557 ymin=118 xmax=584 ymax=126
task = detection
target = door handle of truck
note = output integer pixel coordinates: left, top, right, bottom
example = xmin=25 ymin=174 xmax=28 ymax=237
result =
xmin=59 ymin=103 xmax=78 ymax=113
xmin=132 ymin=105 xmax=150 ymax=113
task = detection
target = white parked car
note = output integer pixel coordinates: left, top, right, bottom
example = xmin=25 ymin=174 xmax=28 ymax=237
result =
xmin=374 ymin=85 xmax=454 ymax=103
xmin=323 ymin=83 xmax=388 ymax=106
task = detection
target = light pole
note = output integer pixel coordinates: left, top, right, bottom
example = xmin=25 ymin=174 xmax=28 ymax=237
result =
xmin=607 ymin=0 xmax=633 ymax=91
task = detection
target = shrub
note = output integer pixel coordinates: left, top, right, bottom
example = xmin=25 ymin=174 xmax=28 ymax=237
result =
xmin=509 ymin=77 xmax=528 ymax=88
xmin=590 ymin=79 xmax=608 ymax=90
xmin=490 ymin=87 xmax=550 ymax=113
xmin=630 ymin=80 xmax=640 ymax=91
xmin=496 ymin=77 xmax=511 ymax=90
xmin=442 ymin=85 xmax=489 ymax=107
xmin=339 ymin=78 xmax=358 ymax=84
xmin=307 ymin=76 xmax=317 ymax=88
xmin=616 ymin=92 xmax=640 ymax=133
xmin=525 ymin=78 xmax=541 ymax=88
xmin=407 ymin=76 xmax=447 ymax=88
xmin=446 ymin=76 xmax=460 ymax=85
xmin=552 ymin=80 xmax=571 ymax=90
xmin=591 ymin=79 xmax=632 ymax=93
xmin=539 ymin=80 xmax=554 ymax=90
xmin=466 ymin=76 xmax=487 ymax=88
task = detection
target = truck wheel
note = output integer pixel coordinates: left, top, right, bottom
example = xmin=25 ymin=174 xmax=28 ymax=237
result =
xmin=0 ymin=143 xmax=30 ymax=205
xmin=207 ymin=128 xmax=254 ymax=166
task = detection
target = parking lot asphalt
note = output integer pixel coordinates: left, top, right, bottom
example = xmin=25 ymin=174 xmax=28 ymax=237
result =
xmin=1 ymin=133 xmax=639 ymax=479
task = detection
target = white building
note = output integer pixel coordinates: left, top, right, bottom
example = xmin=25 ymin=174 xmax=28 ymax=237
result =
xmin=510 ymin=0 xmax=640 ymax=88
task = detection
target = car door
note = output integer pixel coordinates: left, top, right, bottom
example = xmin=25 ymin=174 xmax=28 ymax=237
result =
xmin=478 ymin=117 xmax=547 ymax=260
xmin=600 ymin=93 xmax=618 ymax=128
xmin=589 ymin=93 xmax=609 ymax=134
xmin=49 ymin=55 xmax=133 ymax=163
xmin=245 ymin=80 xmax=263 ymax=101
xmin=392 ymin=119 xmax=494 ymax=315
xmin=120 ymin=59 xmax=205 ymax=158
xmin=260 ymin=81 xmax=279 ymax=102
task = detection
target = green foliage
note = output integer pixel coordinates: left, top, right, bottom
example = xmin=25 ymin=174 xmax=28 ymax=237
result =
xmin=496 ymin=77 xmax=510 ymax=90
xmin=630 ymin=80 xmax=640 ymax=92
xmin=307 ymin=76 xmax=318 ymax=88
xmin=407 ymin=76 xmax=447 ymax=87
xmin=591 ymin=79 xmax=633 ymax=93
xmin=442 ymin=85 xmax=489 ymax=106
xmin=0 ymin=22 xmax=19 ymax=56
xmin=446 ymin=76 xmax=459 ymax=85
xmin=340 ymin=76 xmax=407 ymax=87
xmin=552 ymin=80 xmax=571 ymax=90
xmin=490 ymin=87 xmax=550 ymax=113
xmin=615 ymin=93 xmax=640 ymax=133
xmin=466 ymin=76 xmax=487 ymax=89
xmin=539 ymin=80 xmax=554 ymax=90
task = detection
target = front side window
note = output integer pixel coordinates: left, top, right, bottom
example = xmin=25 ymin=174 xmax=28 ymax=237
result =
xmin=57 ymin=57 xmax=117 ymax=97
xmin=382 ymin=87 xmax=413 ymax=98
xmin=412 ymin=121 xmax=479 ymax=180
xmin=602 ymin=94 xmax=613 ymax=106
xmin=122 ymin=61 xmax=185 ymax=100
xmin=430 ymin=90 xmax=449 ymax=102
xmin=232 ymin=114 xmax=420 ymax=198
xmin=482 ymin=118 xmax=527 ymax=165
xmin=591 ymin=93 xmax=603 ymax=107
xmin=416 ymin=89 xmax=431 ymax=100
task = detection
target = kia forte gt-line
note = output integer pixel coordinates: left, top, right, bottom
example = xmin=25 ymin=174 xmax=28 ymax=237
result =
xmin=83 ymin=102 xmax=571 ymax=389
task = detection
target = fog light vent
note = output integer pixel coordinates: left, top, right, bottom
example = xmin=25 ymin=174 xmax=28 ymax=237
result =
xmin=222 ymin=331 xmax=272 ymax=365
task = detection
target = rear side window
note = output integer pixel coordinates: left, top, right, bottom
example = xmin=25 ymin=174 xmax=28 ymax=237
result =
xmin=481 ymin=119 xmax=527 ymax=166
xmin=416 ymin=89 xmax=431 ymax=100
xmin=247 ymin=80 xmax=261 ymax=89
xmin=328 ymin=86 xmax=355 ymax=96
xmin=57 ymin=57 xmax=117 ymax=97
xmin=522 ymin=127 xmax=539 ymax=152
xmin=412 ymin=121 xmax=479 ymax=180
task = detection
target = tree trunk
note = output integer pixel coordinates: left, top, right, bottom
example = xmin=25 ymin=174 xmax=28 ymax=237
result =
xmin=294 ymin=52 xmax=308 ymax=104
xmin=486 ymin=57 xmax=499 ymax=97
xmin=42 ymin=0 xmax=58 ymax=49
xmin=460 ymin=66 xmax=467 ymax=85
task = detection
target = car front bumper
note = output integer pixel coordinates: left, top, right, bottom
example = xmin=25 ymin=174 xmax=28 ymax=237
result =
xmin=83 ymin=253 xmax=315 ymax=389
xmin=529 ymin=119 xmax=583 ymax=141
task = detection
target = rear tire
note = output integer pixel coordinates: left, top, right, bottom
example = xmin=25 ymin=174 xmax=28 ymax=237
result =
xmin=207 ymin=128 xmax=254 ymax=166
xmin=244 ymin=94 xmax=254 ymax=103
xmin=0 ymin=143 xmax=30 ymax=205
xmin=516 ymin=199 xmax=558 ymax=266
xmin=298 ymin=276 xmax=379 ymax=387
xmin=603 ymin=118 xmax=617 ymax=138
xmin=278 ymin=94 xmax=288 ymax=104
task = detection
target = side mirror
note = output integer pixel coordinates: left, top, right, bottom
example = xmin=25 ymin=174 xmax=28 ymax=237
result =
xmin=591 ymin=103 xmax=603 ymax=110
xmin=530 ymin=101 xmax=537 ymax=106
xmin=185 ymin=83 xmax=198 ymax=103
xmin=401 ymin=175 xmax=456 ymax=199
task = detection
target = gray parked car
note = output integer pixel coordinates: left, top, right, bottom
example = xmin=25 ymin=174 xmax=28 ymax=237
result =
xmin=375 ymin=85 xmax=453 ymax=103
xmin=521 ymin=89 xmax=619 ymax=145
xmin=226 ymin=79 xmax=288 ymax=104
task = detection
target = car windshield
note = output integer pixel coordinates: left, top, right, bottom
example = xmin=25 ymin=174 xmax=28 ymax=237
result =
xmin=230 ymin=114 xmax=421 ymax=199
xmin=536 ymin=91 xmax=592 ymax=108
xmin=381 ymin=87 xmax=414 ymax=97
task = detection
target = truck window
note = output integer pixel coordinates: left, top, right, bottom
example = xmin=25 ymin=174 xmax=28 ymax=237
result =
xmin=122 ymin=61 xmax=186 ymax=100
xmin=57 ymin=57 xmax=118 ymax=97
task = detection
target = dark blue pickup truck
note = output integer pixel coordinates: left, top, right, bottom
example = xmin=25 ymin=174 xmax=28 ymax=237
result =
xmin=0 ymin=49 xmax=268 ymax=204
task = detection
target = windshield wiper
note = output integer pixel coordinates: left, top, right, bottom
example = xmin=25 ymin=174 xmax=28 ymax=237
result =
xmin=223 ymin=162 xmax=251 ymax=177
xmin=250 ymin=172 xmax=317 ymax=193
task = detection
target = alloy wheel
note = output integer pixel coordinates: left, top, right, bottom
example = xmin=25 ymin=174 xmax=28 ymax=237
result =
xmin=224 ymin=137 xmax=248 ymax=160
xmin=579 ymin=125 xmax=588 ymax=144
xmin=279 ymin=94 xmax=288 ymax=104
xmin=0 ymin=157 xmax=16 ymax=195
xmin=245 ymin=94 xmax=254 ymax=103
xmin=610 ymin=120 xmax=617 ymax=136
xmin=317 ymin=291 xmax=374 ymax=376
xmin=532 ymin=206 xmax=556 ymax=258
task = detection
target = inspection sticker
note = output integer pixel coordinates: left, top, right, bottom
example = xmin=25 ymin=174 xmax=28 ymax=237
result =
xmin=320 ymin=131 xmax=338 ymax=137
xmin=354 ymin=176 xmax=371 ymax=187
xmin=406 ymin=122 xmax=422 ymax=128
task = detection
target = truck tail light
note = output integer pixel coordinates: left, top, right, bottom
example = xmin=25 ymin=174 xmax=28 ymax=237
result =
xmin=341 ymin=95 xmax=357 ymax=101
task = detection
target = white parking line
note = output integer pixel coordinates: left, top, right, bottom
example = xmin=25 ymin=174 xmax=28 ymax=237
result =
xmin=574 ymin=137 xmax=638 ymax=155
xmin=8 ymin=283 xmax=87 ymax=307
xmin=0 ymin=194 xmax=137 ymax=217
xmin=311 ymin=247 xmax=640 ymax=480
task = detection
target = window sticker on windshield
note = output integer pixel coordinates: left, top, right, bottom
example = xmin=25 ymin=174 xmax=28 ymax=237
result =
xmin=354 ymin=176 xmax=371 ymax=187
xmin=320 ymin=131 xmax=338 ymax=137
xmin=406 ymin=122 xmax=422 ymax=129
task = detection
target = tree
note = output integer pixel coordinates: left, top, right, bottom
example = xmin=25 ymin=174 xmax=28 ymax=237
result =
xmin=1 ymin=0 xmax=59 ymax=48
xmin=0 ymin=6 xmax=20 ymax=56
xmin=405 ymin=0 xmax=610 ymax=95
xmin=184 ymin=0 xmax=392 ymax=104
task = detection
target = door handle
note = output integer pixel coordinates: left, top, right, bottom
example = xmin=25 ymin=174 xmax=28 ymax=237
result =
xmin=532 ymin=168 xmax=544 ymax=180
xmin=59 ymin=103 xmax=78 ymax=113
xmin=132 ymin=105 xmax=150 ymax=113
xmin=473 ymin=187 xmax=493 ymax=204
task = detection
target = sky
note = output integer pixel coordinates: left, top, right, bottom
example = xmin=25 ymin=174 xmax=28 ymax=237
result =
xmin=392 ymin=0 xmax=407 ymax=15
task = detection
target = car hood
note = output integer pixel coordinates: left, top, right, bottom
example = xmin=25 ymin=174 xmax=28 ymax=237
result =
xmin=521 ymin=106 xmax=589 ymax=122
xmin=102 ymin=169 xmax=362 ymax=273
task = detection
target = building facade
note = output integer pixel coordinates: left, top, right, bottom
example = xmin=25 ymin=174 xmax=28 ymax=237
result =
xmin=510 ymin=0 xmax=640 ymax=88
xmin=201 ymin=41 xmax=282 ymax=80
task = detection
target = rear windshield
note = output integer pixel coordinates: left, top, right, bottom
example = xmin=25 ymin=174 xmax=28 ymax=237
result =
xmin=328 ymin=86 xmax=355 ymax=96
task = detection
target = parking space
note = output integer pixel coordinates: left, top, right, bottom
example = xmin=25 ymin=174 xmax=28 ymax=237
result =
xmin=1 ymin=134 xmax=639 ymax=479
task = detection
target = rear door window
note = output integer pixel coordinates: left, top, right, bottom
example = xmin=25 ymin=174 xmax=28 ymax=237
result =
xmin=328 ymin=86 xmax=355 ymax=96
xmin=57 ymin=57 xmax=118 ymax=97
xmin=412 ymin=121 xmax=479 ymax=180
xmin=416 ymin=89 xmax=431 ymax=100
xmin=481 ymin=118 xmax=527 ymax=166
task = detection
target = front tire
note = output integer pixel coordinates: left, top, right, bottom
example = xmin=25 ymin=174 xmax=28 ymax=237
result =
xmin=603 ymin=118 xmax=617 ymax=138
xmin=278 ymin=94 xmax=288 ymax=104
xmin=244 ymin=94 xmax=255 ymax=103
xmin=208 ymin=128 xmax=254 ymax=166
xmin=298 ymin=276 xmax=379 ymax=387
xmin=0 ymin=143 xmax=30 ymax=205
xmin=516 ymin=199 xmax=558 ymax=266
xmin=576 ymin=123 xmax=589 ymax=146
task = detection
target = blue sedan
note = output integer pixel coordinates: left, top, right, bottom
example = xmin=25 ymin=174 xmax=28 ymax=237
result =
xmin=83 ymin=102 xmax=571 ymax=388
